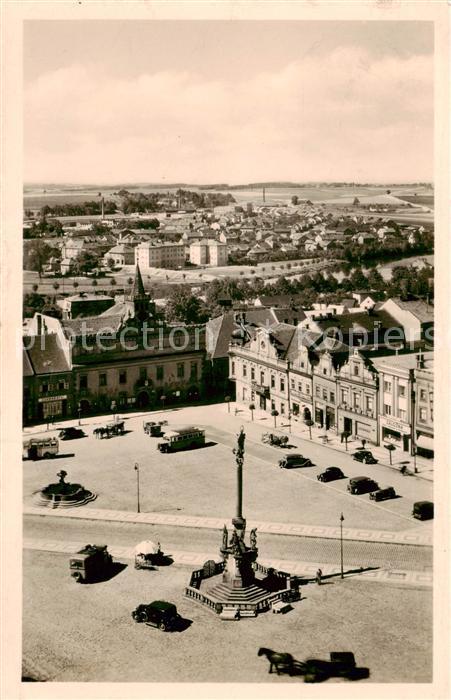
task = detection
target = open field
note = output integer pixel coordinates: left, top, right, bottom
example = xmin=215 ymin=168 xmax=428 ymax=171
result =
xmin=24 ymin=184 xmax=434 ymax=210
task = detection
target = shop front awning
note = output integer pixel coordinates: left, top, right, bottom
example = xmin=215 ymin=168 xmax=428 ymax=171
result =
xmin=416 ymin=435 xmax=434 ymax=451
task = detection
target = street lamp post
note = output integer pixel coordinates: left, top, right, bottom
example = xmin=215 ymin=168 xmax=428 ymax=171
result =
xmin=111 ymin=400 xmax=116 ymax=421
xmin=340 ymin=513 xmax=344 ymax=579
xmin=134 ymin=463 xmax=140 ymax=513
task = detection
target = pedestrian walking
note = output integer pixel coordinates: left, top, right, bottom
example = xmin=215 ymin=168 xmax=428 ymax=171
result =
xmin=316 ymin=568 xmax=322 ymax=585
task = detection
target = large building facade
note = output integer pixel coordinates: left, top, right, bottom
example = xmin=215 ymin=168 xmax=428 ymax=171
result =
xmin=189 ymin=239 xmax=228 ymax=267
xmin=23 ymin=266 xmax=206 ymax=423
xmin=229 ymin=324 xmax=433 ymax=455
xmin=135 ymin=241 xmax=185 ymax=269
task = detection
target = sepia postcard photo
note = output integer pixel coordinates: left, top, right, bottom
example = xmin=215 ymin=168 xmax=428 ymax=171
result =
xmin=1 ymin=1 xmax=449 ymax=699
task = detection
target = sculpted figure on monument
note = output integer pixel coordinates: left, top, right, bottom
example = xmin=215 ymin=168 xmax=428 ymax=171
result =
xmin=234 ymin=426 xmax=246 ymax=460
xmin=230 ymin=529 xmax=241 ymax=553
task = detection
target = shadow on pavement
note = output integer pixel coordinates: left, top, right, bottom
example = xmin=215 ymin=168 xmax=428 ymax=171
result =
xmin=85 ymin=562 xmax=128 ymax=584
xmin=172 ymin=617 xmax=193 ymax=633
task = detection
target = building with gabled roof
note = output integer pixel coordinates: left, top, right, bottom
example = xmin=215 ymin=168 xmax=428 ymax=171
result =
xmin=380 ymin=297 xmax=434 ymax=344
xmin=23 ymin=333 xmax=73 ymax=423
xmin=23 ymin=265 xmax=206 ymax=424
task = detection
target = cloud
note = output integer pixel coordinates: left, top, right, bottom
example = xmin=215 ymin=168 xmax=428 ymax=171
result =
xmin=24 ymin=46 xmax=433 ymax=183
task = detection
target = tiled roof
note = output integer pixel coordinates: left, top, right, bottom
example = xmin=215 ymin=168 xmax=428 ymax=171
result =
xmin=265 ymin=323 xmax=297 ymax=355
xmin=285 ymin=327 xmax=349 ymax=360
xmin=388 ymin=298 xmax=434 ymax=323
xmin=23 ymin=348 xmax=34 ymax=377
xmin=372 ymin=351 xmax=434 ymax=372
xmin=61 ymin=315 xmax=124 ymax=337
xmin=306 ymin=310 xmax=402 ymax=334
xmin=24 ymin=334 xmax=71 ymax=375
xmin=256 ymin=295 xmax=305 ymax=308
xmin=206 ymin=309 xmax=276 ymax=359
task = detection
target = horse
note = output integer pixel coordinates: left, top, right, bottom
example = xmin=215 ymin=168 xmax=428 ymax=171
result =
xmin=258 ymin=647 xmax=294 ymax=676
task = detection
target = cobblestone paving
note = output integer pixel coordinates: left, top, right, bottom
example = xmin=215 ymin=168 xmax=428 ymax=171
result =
xmin=23 ymin=537 xmax=432 ymax=587
xmin=23 ymin=505 xmax=432 ymax=546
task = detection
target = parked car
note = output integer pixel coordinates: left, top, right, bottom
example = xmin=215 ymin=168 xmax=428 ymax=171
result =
xmin=70 ymin=544 xmax=113 ymax=583
xmin=369 ymin=486 xmax=396 ymax=501
xmin=352 ymin=450 xmax=378 ymax=464
xmin=132 ymin=601 xmax=181 ymax=631
xmin=412 ymin=501 xmax=434 ymax=520
xmin=317 ymin=467 xmax=345 ymax=482
xmin=279 ymin=454 xmax=312 ymax=469
xmin=59 ymin=427 xmax=85 ymax=440
xmin=347 ymin=476 xmax=379 ymax=495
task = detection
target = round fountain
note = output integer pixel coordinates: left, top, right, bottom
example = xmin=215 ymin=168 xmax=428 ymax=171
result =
xmin=34 ymin=470 xmax=97 ymax=509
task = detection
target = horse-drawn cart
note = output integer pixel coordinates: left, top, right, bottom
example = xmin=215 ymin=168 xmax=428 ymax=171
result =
xmin=134 ymin=540 xmax=163 ymax=569
xmin=261 ymin=433 xmax=289 ymax=447
xmin=93 ymin=421 xmax=125 ymax=439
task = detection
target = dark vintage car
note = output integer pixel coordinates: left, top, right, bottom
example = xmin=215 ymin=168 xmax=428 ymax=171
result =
xmin=352 ymin=450 xmax=378 ymax=464
xmin=132 ymin=601 xmax=180 ymax=631
xmin=59 ymin=427 xmax=85 ymax=440
xmin=279 ymin=454 xmax=312 ymax=469
xmin=412 ymin=501 xmax=434 ymax=520
xmin=317 ymin=467 xmax=345 ymax=482
xmin=369 ymin=486 xmax=396 ymax=501
xmin=347 ymin=476 xmax=379 ymax=495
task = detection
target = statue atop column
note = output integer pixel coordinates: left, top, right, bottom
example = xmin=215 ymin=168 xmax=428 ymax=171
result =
xmin=233 ymin=426 xmax=246 ymax=461
xmin=222 ymin=524 xmax=228 ymax=549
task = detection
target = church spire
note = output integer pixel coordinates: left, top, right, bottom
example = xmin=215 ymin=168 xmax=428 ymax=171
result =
xmin=131 ymin=264 xmax=145 ymax=300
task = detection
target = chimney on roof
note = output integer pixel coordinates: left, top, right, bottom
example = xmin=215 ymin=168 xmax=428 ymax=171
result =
xmin=416 ymin=351 xmax=425 ymax=369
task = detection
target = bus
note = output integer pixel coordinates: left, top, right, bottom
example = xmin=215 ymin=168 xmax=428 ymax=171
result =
xmin=157 ymin=427 xmax=205 ymax=453
xmin=23 ymin=437 xmax=59 ymax=460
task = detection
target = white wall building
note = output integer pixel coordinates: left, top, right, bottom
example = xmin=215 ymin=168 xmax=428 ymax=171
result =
xmin=189 ymin=239 xmax=228 ymax=267
xmin=135 ymin=241 xmax=185 ymax=269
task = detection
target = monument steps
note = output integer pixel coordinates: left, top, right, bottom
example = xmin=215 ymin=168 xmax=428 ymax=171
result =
xmin=206 ymin=581 xmax=273 ymax=604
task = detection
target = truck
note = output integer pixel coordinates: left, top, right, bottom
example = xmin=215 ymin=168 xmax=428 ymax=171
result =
xmin=69 ymin=544 xmax=113 ymax=583
xmin=23 ymin=437 xmax=59 ymax=460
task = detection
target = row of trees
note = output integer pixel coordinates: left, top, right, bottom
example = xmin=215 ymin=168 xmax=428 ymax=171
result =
xmin=162 ymin=259 xmax=434 ymax=324
xmin=119 ymin=188 xmax=235 ymax=215
xmin=39 ymin=200 xmax=118 ymax=217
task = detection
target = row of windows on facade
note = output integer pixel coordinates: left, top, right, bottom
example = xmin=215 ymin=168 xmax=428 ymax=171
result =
xmin=232 ymin=360 xmax=369 ymax=383
xmin=232 ymin=362 xmax=431 ymax=406
xmin=382 ymin=403 xmax=432 ymax=423
xmin=39 ymin=380 xmax=68 ymax=393
xmin=77 ymin=363 xmax=198 ymax=389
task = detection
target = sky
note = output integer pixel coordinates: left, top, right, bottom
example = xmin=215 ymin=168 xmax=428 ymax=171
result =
xmin=24 ymin=20 xmax=434 ymax=185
